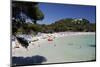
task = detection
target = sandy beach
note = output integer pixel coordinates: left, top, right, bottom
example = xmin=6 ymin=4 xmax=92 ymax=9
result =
xmin=12 ymin=32 xmax=96 ymax=65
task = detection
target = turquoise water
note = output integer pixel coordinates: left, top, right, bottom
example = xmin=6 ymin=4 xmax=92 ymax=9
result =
xmin=51 ymin=34 xmax=96 ymax=62
xmin=40 ymin=34 xmax=96 ymax=63
xmin=55 ymin=34 xmax=95 ymax=48
xmin=12 ymin=34 xmax=96 ymax=64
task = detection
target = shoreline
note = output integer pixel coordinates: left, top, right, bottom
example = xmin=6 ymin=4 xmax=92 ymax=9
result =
xmin=44 ymin=32 xmax=95 ymax=38
xmin=12 ymin=32 xmax=95 ymax=46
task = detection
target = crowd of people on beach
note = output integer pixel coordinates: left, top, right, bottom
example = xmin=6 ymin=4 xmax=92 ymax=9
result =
xmin=12 ymin=32 xmax=95 ymax=50
xmin=12 ymin=33 xmax=56 ymax=50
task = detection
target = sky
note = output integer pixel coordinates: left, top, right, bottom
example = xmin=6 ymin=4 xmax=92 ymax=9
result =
xmin=37 ymin=2 xmax=96 ymax=24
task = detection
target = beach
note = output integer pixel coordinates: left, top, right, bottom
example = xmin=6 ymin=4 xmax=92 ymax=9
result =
xmin=12 ymin=32 xmax=96 ymax=65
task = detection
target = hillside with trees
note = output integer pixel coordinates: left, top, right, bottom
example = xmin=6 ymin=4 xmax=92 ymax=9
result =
xmin=49 ymin=18 xmax=96 ymax=32
xmin=12 ymin=18 xmax=96 ymax=35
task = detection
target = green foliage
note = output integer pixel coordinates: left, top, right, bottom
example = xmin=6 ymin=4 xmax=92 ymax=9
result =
xmin=12 ymin=1 xmax=44 ymax=24
xmin=12 ymin=18 xmax=95 ymax=35
xmin=49 ymin=18 xmax=95 ymax=32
